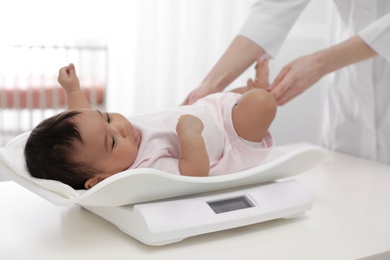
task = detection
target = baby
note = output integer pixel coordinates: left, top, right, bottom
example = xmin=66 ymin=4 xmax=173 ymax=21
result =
xmin=24 ymin=60 xmax=276 ymax=190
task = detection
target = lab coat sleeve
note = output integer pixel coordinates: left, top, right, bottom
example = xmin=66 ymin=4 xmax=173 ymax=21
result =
xmin=358 ymin=12 xmax=390 ymax=63
xmin=239 ymin=0 xmax=311 ymax=58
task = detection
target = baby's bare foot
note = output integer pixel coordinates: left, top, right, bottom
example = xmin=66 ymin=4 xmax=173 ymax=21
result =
xmin=254 ymin=58 xmax=270 ymax=90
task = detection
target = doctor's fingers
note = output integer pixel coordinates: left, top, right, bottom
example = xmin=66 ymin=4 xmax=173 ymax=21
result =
xmin=181 ymin=85 xmax=212 ymax=105
xmin=269 ymin=66 xmax=294 ymax=102
xmin=272 ymin=74 xmax=316 ymax=105
xmin=181 ymin=93 xmax=200 ymax=106
xmin=269 ymin=62 xmax=290 ymax=90
xmin=271 ymin=76 xmax=310 ymax=105
xmin=181 ymin=95 xmax=191 ymax=105
xmin=274 ymin=86 xmax=303 ymax=105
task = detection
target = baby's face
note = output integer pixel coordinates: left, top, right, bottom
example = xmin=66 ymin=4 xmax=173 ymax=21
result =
xmin=72 ymin=109 xmax=141 ymax=177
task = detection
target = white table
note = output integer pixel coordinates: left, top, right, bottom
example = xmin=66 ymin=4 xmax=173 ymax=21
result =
xmin=1 ymin=149 xmax=389 ymax=260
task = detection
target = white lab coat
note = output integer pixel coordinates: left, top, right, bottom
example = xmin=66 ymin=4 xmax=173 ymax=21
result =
xmin=239 ymin=0 xmax=390 ymax=164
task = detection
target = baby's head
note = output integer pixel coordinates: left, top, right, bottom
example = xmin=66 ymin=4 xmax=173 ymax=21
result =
xmin=24 ymin=109 xmax=141 ymax=189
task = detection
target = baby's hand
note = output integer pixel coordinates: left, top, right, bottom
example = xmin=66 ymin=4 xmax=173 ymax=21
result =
xmin=58 ymin=63 xmax=81 ymax=93
xmin=176 ymin=114 xmax=204 ymax=136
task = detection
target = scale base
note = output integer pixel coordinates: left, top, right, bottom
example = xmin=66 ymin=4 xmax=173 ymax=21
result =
xmin=83 ymin=180 xmax=311 ymax=246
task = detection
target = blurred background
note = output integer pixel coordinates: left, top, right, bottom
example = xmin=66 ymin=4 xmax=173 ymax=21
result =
xmin=0 ymin=0 xmax=332 ymax=147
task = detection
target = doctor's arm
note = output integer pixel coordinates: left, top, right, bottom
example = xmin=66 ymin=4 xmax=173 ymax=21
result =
xmin=58 ymin=63 xmax=91 ymax=110
xmin=270 ymin=35 xmax=377 ymax=105
xmin=182 ymin=36 xmax=265 ymax=105
xmin=182 ymin=0 xmax=310 ymax=105
xmin=176 ymin=114 xmax=210 ymax=177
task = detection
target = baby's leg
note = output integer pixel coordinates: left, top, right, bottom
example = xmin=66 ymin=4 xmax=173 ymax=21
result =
xmin=232 ymin=88 xmax=277 ymax=142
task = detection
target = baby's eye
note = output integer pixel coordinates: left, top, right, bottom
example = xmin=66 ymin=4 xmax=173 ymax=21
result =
xmin=106 ymin=113 xmax=111 ymax=123
xmin=112 ymin=137 xmax=116 ymax=149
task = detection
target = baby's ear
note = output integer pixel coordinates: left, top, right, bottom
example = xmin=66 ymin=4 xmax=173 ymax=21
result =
xmin=84 ymin=175 xmax=105 ymax=189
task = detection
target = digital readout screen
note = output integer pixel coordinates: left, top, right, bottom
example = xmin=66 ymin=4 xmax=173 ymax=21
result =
xmin=207 ymin=196 xmax=254 ymax=214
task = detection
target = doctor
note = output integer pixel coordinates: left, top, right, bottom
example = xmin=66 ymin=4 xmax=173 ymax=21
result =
xmin=183 ymin=0 xmax=390 ymax=164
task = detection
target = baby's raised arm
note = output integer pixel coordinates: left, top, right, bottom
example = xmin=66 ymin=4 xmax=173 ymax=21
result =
xmin=176 ymin=114 xmax=210 ymax=177
xmin=58 ymin=63 xmax=91 ymax=110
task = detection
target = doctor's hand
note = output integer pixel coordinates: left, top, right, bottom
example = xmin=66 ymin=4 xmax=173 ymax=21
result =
xmin=269 ymin=54 xmax=325 ymax=105
xmin=181 ymin=83 xmax=219 ymax=105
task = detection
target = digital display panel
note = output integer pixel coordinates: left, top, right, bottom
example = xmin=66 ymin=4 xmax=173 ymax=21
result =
xmin=207 ymin=196 xmax=254 ymax=214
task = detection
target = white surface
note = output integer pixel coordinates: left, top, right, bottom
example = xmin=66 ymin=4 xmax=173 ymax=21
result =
xmin=1 ymin=149 xmax=389 ymax=259
xmin=84 ymin=180 xmax=312 ymax=246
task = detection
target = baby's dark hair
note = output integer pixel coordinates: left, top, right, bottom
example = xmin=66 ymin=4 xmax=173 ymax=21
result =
xmin=24 ymin=111 xmax=99 ymax=189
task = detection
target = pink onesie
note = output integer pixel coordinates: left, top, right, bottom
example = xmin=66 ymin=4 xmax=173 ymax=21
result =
xmin=128 ymin=92 xmax=273 ymax=176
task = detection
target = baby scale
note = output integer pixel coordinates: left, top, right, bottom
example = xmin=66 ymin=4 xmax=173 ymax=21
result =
xmin=0 ymin=132 xmax=330 ymax=246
